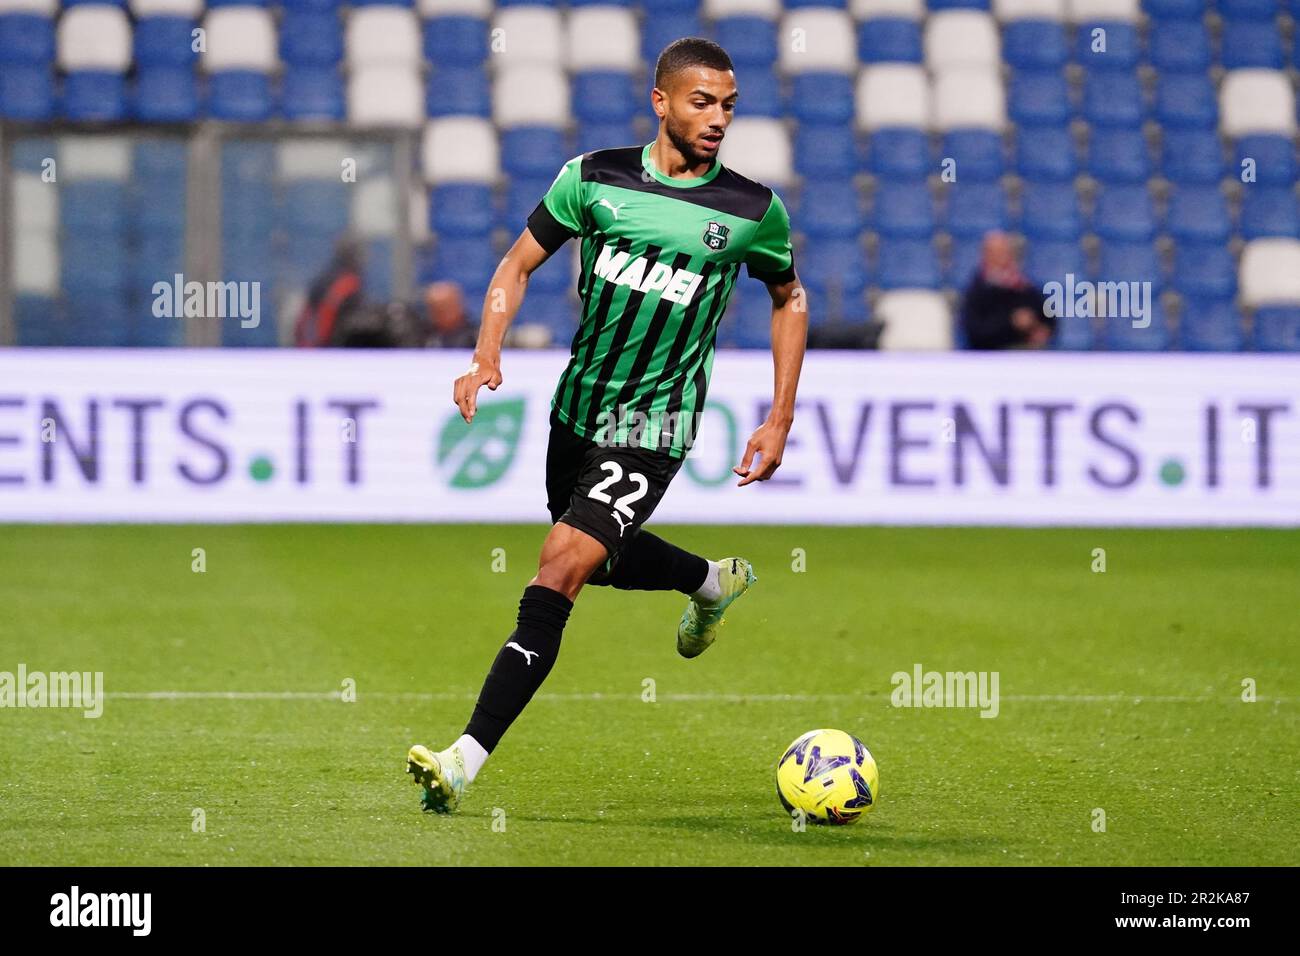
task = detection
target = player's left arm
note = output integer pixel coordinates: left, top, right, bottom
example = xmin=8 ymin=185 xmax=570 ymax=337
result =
xmin=734 ymin=274 xmax=807 ymax=486
xmin=734 ymin=191 xmax=807 ymax=487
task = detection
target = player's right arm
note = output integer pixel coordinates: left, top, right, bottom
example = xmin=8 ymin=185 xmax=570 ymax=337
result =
xmin=453 ymin=155 xmax=587 ymax=424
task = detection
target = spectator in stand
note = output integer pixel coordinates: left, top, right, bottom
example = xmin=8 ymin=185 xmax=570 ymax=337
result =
xmin=294 ymin=237 xmax=365 ymax=347
xmin=960 ymin=232 xmax=1053 ymax=350
xmin=424 ymin=280 xmax=478 ymax=349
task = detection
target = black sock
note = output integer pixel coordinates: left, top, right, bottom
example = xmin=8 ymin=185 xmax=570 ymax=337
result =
xmin=600 ymin=531 xmax=709 ymax=594
xmin=463 ymin=584 xmax=573 ymax=753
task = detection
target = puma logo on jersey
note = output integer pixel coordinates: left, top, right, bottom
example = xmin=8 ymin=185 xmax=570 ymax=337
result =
xmin=506 ymin=641 xmax=539 ymax=666
xmin=597 ymin=198 xmax=626 ymax=220
xmin=594 ymin=242 xmax=704 ymax=305
xmin=611 ymin=510 xmax=632 ymax=537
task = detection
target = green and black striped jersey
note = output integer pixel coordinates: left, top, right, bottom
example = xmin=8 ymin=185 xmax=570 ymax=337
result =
xmin=526 ymin=142 xmax=795 ymax=459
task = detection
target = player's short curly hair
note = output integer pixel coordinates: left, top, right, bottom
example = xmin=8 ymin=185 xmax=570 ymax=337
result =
xmin=654 ymin=37 xmax=734 ymax=90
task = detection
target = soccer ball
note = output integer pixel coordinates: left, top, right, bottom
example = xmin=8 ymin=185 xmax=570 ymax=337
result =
xmin=776 ymin=729 xmax=879 ymax=825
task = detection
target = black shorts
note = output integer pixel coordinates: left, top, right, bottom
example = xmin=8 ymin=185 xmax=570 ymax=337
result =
xmin=545 ymin=406 xmax=684 ymax=559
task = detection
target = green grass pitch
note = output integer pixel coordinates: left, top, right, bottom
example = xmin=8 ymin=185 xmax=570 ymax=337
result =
xmin=0 ymin=524 xmax=1295 ymax=866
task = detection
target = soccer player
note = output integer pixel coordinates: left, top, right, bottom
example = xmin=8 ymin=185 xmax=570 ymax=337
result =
xmin=407 ymin=37 xmax=808 ymax=813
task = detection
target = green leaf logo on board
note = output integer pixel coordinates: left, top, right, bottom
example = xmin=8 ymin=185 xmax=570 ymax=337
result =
xmin=436 ymin=398 xmax=526 ymax=489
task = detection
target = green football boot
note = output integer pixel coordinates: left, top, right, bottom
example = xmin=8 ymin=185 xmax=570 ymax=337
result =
xmin=676 ymin=557 xmax=757 ymax=659
xmin=406 ymin=743 xmax=467 ymax=814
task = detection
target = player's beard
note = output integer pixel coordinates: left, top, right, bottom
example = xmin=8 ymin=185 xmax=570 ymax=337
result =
xmin=665 ymin=115 xmax=716 ymax=168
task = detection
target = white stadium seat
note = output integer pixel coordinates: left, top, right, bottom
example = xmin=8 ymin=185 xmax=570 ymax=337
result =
xmin=493 ymin=64 xmax=569 ymax=128
xmin=277 ymin=139 xmax=351 ymax=181
xmin=876 ymin=291 xmax=954 ymax=350
xmin=129 ymin=0 xmax=203 ymax=17
xmin=933 ymin=68 xmax=1006 ymax=131
xmin=422 ymin=117 xmax=500 ymax=183
xmin=856 ymin=64 xmax=930 ymax=130
xmin=778 ymin=9 xmax=857 ymax=75
xmin=0 ymin=0 xmax=58 ymax=15
xmin=348 ymin=66 xmax=423 ymax=128
xmin=925 ymin=11 xmax=1000 ymax=71
xmin=57 ymin=6 xmax=132 ymax=72
xmin=993 ymin=0 xmax=1067 ymax=21
xmin=417 ymin=0 xmax=492 ymax=17
xmin=14 ymin=171 xmax=57 ymax=233
xmin=850 ymin=0 xmax=925 ymax=21
xmin=1065 ymin=0 xmax=1139 ymax=22
xmin=59 ymin=134 xmax=133 ymax=181
xmin=352 ymin=176 xmax=398 ymax=239
xmin=408 ymin=186 xmax=430 ymax=243
xmin=1239 ymin=239 xmax=1300 ymax=306
xmin=703 ymin=0 xmax=781 ymax=19
xmin=202 ymin=8 xmax=277 ymax=72
xmin=13 ymin=233 xmax=59 ymax=297
xmin=567 ymin=7 xmax=640 ymax=71
xmin=1221 ymin=70 xmax=1298 ymax=138
xmin=347 ymin=7 xmax=421 ymax=69
xmin=491 ymin=6 xmax=563 ymax=66
xmin=717 ymin=118 xmax=793 ymax=187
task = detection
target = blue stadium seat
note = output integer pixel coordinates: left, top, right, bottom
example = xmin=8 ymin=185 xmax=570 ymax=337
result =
xmin=1165 ymin=185 xmax=1232 ymax=243
xmin=1019 ymin=182 xmax=1083 ymax=240
xmin=134 ymin=67 xmax=200 ymax=121
xmin=798 ymin=179 xmax=866 ymax=239
xmin=794 ymin=123 xmax=859 ymax=177
xmin=1009 ymin=70 xmax=1071 ymax=126
xmin=0 ymin=65 xmax=53 ymax=119
xmin=1234 ymin=135 xmax=1298 ymax=186
xmin=875 ymin=238 xmax=940 ymax=289
xmin=1142 ymin=0 xmax=1205 ymax=18
xmin=1221 ymin=21 xmax=1285 ymax=69
xmin=134 ymin=17 xmax=197 ymax=67
xmin=1147 ymin=20 xmax=1210 ymax=73
xmin=15 ymin=296 xmax=61 ymax=347
xmin=1180 ymin=297 xmax=1244 ymax=351
xmin=1074 ymin=22 xmax=1140 ymax=70
xmin=280 ymin=12 xmax=343 ymax=67
xmin=132 ymin=311 xmax=187 ymax=348
xmin=946 ymin=237 xmax=983 ymax=286
xmin=1025 ymin=239 xmax=1085 ymax=285
xmin=786 ymin=0 xmax=846 ymax=7
xmin=941 ymin=130 xmax=1004 ymax=182
xmin=1096 ymin=240 xmax=1164 ymax=292
xmin=426 ymin=66 xmax=490 ymax=117
xmin=1154 ymin=74 xmax=1217 ymax=128
xmin=1083 ymin=72 xmax=1144 ymax=127
xmin=867 ymin=128 xmax=930 ymax=179
xmin=1015 ymin=124 xmax=1077 ymax=180
xmin=134 ymin=234 xmax=184 ymax=290
xmin=0 ymin=13 xmax=54 ymax=64
xmin=282 ymin=66 xmax=343 ymax=120
xmin=1171 ymin=242 xmax=1236 ymax=298
xmin=872 ymin=180 xmax=934 ymax=239
xmin=713 ymin=17 xmax=776 ymax=67
xmin=208 ymin=71 xmax=274 ymax=121
xmin=732 ymin=294 xmax=774 ymax=349
xmin=430 ymin=184 xmax=496 ymax=236
xmin=65 ymin=297 xmax=132 ymax=348
xmin=1092 ymin=185 xmax=1157 ymax=241
xmin=1253 ymin=306 xmax=1300 ymax=351
xmin=1086 ymin=127 xmax=1151 ymax=183
xmin=283 ymin=0 xmax=342 ymax=10
xmin=1217 ymin=0 xmax=1279 ymax=19
xmin=572 ymin=71 xmax=639 ymax=123
xmin=798 ymin=238 xmax=868 ymax=301
xmin=1053 ymin=311 xmax=1095 ymax=350
xmin=944 ymin=182 xmax=1009 ymax=238
xmin=526 ymin=241 xmax=570 ymax=294
xmin=349 ymin=0 xmax=410 ymax=6
xmin=575 ymin=120 xmax=639 ymax=155
xmin=423 ymin=16 xmax=488 ymax=66
xmin=857 ymin=18 xmax=923 ymax=64
xmin=1241 ymin=187 xmax=1300 ymax=239
xmin=364 ymin=238 xmax=393 ymax=301
xmin=790 ymin=73 xmax=853 ymax=124
xmin=525 ymin=291 xmax=578 ymax=342
xmin=734 ymin=70 xmax=782 ymax=118
xmin=1160 ymin=128 xmax=1225 ymax=183
xmin=62 ymin=237 xmax=127 ymax=296
xmin=641 ymin=13 xmax=701 ymax=67
xmin=62 ymin=182 xmax=128 ymax=233
xmin=1105 ymin=303 xmax=1170 ymax=351
xmin=506 ymin=176 xmax=552 ymax=230
xmin=1005 ymin=21 xmax=1068 ymax=70
xmin=63 ymin=72 xmax=127 ymax=121
xmin=501 ymin=127 xmax=567 ymax=178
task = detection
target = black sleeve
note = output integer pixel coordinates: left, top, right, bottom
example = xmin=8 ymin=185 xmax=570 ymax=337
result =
xmin=526 ymin=201 xmax=580 ymax=256
xmin=746 ymin=257 xmax=798 ymax=286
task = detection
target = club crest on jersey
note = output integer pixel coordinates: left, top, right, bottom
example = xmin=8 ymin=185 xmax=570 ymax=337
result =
xmin=702 ymin=221 xmax=730 ymax=251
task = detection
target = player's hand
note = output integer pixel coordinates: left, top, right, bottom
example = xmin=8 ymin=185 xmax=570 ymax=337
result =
xmin=734 ymin=420 xmax=790 ymax=486
xmin=452 ymin=355 xmax=503 ymax=424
